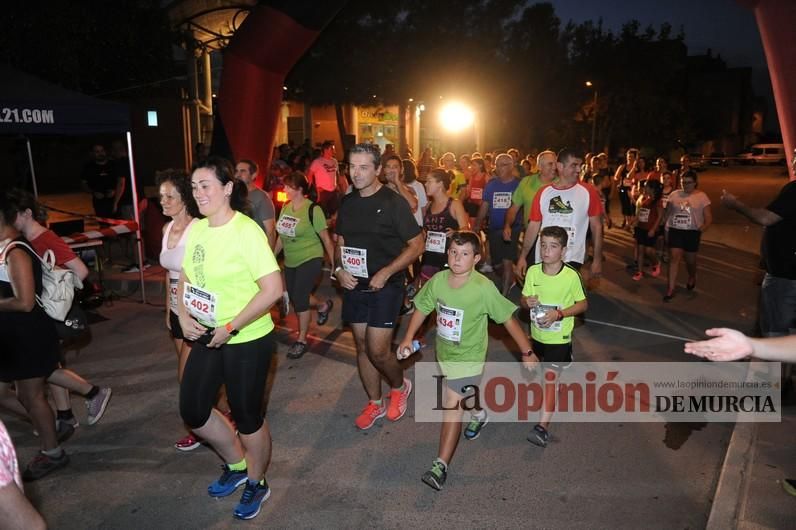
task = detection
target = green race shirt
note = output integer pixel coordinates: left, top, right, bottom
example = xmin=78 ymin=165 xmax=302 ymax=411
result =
xmin=511 ymin=172 xmax=543 ymax=227
xmin=414 ymin=269 xmax=517 ymax=377
xmin=182 ymin=212 xmax=280 ymax=344
xmin=521 ymin=263 xmax=586 ymax=344
xmin=276 ymin=199 xmax=327 ymax=268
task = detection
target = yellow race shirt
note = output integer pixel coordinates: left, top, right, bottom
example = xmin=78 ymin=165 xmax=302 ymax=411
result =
xmin=182 ymin=212 xmax=279 ymax=344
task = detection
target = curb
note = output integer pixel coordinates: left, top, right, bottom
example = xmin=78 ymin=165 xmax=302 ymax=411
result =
xmin=706 ymin=421 xmax=757 ymax=530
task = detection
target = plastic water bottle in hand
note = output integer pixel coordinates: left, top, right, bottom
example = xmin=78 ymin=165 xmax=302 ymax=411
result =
xmin=398 ymin=339 xmax=422 ymax=360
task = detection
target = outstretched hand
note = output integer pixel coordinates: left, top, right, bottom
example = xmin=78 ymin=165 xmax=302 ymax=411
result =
xmin=684 ymin=328 xmax=754 ymax=361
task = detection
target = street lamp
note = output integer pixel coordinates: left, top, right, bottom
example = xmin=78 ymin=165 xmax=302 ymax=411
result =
xmin=586 ymin=81 xmax=598 ymax=153
xmin=439 ymin=101 xmax=474 ymax=133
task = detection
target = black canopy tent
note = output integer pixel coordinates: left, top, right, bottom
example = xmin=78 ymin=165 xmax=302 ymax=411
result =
xmin=0 ymin=65 xmax=147 ymax=302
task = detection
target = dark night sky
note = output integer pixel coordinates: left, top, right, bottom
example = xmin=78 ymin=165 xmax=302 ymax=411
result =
xmin=552 ymin=0 xmax=776 ymax=127
xmin=553 ymin=0 xmax=765 ymax=67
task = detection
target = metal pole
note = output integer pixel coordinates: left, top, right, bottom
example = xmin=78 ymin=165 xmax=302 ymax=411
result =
xmin=126 ymin=131 xmax=147 ymax=304
xmin=590 ymin=90 xmax=598 ymax=153
xmin=26 ymin=138 xmax=39 ymax=198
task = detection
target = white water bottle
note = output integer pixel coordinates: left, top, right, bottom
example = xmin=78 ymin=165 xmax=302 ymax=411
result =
xmin=398 ymin=339 xmax=423 ymax=360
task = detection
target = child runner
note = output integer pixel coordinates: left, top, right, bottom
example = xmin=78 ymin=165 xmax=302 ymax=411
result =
xmin=397 ymin=231 xmax=534 ymax=491
xmin=632 ymin=179 xmax=664 ymax=280
xmin=521 ymin=226 xmax=588 ymax=447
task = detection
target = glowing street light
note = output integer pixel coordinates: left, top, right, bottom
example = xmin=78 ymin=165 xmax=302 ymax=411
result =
xmin=586 ymin=81 xmax=598 ymax=153
xmin=439 ymin=102 xmax=474 ymax=133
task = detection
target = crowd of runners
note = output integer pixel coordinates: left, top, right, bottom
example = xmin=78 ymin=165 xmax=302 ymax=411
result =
xmin=0 ymin=140 xmax=727 ymax=521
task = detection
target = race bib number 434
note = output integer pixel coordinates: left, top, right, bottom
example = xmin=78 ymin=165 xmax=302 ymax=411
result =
xmin=436 ymin=302 xmax=464 ymax=343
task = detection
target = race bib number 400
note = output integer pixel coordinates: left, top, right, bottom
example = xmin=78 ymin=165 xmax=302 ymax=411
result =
xmin=183 ymin=282 xmax=218 ymax=326
xmin=425 ymin=231 xmax=446 ymax=253
xmin=276 ymin=215 xmax=299 ymax=237
xmin=436 ymin=302 xmax=464 ymax=343
xmin=492 ymin=192 xmax=512 ymax=209
xmin=342 ymin=246 xmax=368 ymax=278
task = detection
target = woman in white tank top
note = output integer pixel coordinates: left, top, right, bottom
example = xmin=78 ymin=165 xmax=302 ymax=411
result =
xmin=157 ymin=171 xmax=201 ymax=451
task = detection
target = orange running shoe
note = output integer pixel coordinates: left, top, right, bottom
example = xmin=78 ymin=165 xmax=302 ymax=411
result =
xmin=355 ymin=401 xmax=386 ymax=430
xmin=386 ymin=378 xmax=412 ymax=422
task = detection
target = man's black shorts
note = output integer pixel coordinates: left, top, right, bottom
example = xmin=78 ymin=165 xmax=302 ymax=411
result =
xmin=341 ymin=282 xmax=403 ymax=328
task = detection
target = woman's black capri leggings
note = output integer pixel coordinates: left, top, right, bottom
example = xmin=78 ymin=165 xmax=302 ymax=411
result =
xmin=284 ymin=257 xmax=323 ymax=313
xmin=180 ymin=333 xmax=274 ymax=435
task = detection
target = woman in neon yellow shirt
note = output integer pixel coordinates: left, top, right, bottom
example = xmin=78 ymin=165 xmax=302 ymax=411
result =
xmin=177 ymin=157 xmax=283 ymax=520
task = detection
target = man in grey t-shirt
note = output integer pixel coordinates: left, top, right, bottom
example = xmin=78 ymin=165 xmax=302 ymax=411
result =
xmin=236 ymin=159 xmax=276 ymax=249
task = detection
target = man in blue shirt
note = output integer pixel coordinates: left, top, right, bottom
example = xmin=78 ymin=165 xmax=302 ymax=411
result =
xmin=474 ymin=153 xmax=521 ymax=295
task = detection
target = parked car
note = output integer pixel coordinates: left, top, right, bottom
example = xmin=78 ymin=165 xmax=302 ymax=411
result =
xmin=688 ymin=153 xmax=705 ymax=171
xmin=702 ymin=152 xmax=729 ymax=167
xmin=738 ymin=143 xmax=786 ymax=165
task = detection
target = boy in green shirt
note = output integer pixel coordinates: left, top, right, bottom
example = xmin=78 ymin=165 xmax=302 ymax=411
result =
xmin=521 ymin=226 xmax=588 ymax=447
xmin=397 ymin=231 xmax=535 ymax=491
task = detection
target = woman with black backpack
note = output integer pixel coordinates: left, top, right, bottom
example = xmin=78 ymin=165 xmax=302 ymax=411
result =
xmin=273 ymin=171 xmax=336 ymax=359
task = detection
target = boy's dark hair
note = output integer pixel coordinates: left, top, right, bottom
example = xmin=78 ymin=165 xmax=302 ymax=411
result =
xmin=449 ymin=230 xmax=482 ymax=256
xmin=540 ymin=225 xmax=569 ymax=247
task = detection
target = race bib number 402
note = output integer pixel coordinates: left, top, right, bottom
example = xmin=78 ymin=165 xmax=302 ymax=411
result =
xmin=183 ymin=282 xmax=218 ymax=326
xmin=342 ymin=246 xmax=368 ymax=278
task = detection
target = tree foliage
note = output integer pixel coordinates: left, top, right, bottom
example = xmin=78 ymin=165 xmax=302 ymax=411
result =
xmin=286 ymin=0 xmax=701 ymax=153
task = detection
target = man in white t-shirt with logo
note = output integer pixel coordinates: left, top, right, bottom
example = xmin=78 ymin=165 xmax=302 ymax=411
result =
xmin=515 ymin=148 xmax=603 ymax=279
xmin=306 ymin=140 xmax=340 ymax=217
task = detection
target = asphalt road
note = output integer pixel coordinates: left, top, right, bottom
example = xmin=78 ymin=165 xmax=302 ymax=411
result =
xmin=675 ymin=165 xmax=788 ymax=251
xmin=5 ymin=215 xmax=770 ymax=529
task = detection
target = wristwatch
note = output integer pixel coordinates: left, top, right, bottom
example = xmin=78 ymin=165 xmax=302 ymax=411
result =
xmin=331 ymin=266 xmax=343 ymax=280
xmin=224 ymin=322 xmax=239 ymax=336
